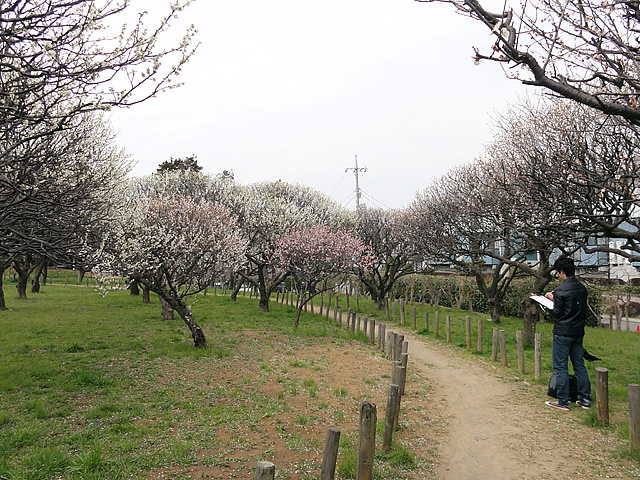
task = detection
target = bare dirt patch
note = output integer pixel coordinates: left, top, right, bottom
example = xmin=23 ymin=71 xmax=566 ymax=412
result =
xmin=141 ymin=327 xmax=639 ymax=480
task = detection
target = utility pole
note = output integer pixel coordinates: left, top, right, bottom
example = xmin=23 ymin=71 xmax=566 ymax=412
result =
xmin=345 ymin=155 xmax=366 ymax=212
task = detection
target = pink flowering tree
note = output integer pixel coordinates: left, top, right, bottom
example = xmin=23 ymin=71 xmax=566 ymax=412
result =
xmin=271 ymin=225 xmax=374 ymax=329
xmin=100 ymin=195 xmax=246 ymax=347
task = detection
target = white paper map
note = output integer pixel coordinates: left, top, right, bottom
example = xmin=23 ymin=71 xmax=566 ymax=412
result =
xmin=531 ymin=295 xmax=554 ymax=310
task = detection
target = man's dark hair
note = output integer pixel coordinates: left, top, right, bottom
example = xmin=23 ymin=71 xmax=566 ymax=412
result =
xmin=554 ymin=256 xmax=576 ymax=277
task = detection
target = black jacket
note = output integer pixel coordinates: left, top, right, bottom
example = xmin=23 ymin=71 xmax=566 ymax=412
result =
xmin=552 ymin=277 xmax=588 ymax=338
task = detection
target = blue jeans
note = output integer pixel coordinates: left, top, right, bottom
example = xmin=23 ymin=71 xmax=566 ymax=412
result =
xmin=552 ymin=335 xmax=592 ymax=406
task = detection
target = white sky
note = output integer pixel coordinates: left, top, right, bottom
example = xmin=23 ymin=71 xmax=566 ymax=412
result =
xmin=109 ymin=0 xmax=531 ymax=210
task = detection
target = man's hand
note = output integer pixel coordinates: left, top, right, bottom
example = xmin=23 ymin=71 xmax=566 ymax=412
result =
xmin=545 ymin=292 xmax=553 ymax=300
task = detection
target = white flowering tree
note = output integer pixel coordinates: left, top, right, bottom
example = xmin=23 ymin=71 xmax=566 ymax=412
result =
xmin=234 ymin=181 xmax=351 ymax=312
xmin=101 ymin=195 xmax=246 ymax=347
xmin=1 ymin=0 xmax=197 ymax=299
xmin=270 ymin=225 xmax=374 ymax=329
xmin=355 ymin=208 xmax=420 ymax=310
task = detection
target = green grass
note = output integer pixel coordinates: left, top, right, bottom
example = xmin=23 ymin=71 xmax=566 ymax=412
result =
xmin=0 ymin=281 xmax=418 ymax=479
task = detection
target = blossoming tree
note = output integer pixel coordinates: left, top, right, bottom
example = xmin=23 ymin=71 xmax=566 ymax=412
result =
xmin=101 ymin=195 xmax=246 ymax=347
xmin=270 ymin=225 xmax=373 ymax=329
xmin=234 ymin=181 xmax=351 ymax=312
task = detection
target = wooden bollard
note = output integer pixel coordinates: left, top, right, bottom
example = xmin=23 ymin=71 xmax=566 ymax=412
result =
xmin=596 ymin=367 xmax=609 ymax=425
xmin=446 ymin=314 xmax=451 ymax=343
xmin=491 ymin=328 xmax=498 ymax=361
xmin=412 ymin=307 xmax=417 ymax=330
xmin=392 ymin=300 xmax=396 ymax=322
xmin=254 ymin=460 xmax=275 ymax=480
xmin=321 ymin=427 xmax=341 ymax=480
xmin=326 ymin=299 xmax=331 ymax=321
xmin=351 ymin=312 xmax=356 ymax=332
xmin=333 ymin=302 xmax=338 ymax=322
xmin=386 ymin=331 xmax=394 ymax=358
xmin=628 ymin=383 xmax=639 ymax=448
xmin=357 ymin=401 xmax=377 ymax=480
xmin=400 ymin=352 xmax=408 ymax=395
xmin=395 ymin=334 xmax=404 ymax=362
xmin=435 ymin=311 xmax=440 ymax=338
xmin=378 ymin=322 xmax=386 ymax=350
xmin=516 ymin=331 xmax=524 ymax=373
xmin=369 ymin=318 xmax=376 ymax=344
xmin=393 ymin=367 xmax=405 ymax=431
xmin=401 ymin=340 xmax=408 ymax=355
xmin=276 ymin=291 xmax=280 ymax=303
xmin=385 ymin=299 xmax=390 ymax=321
xmin=400 ymin=299 xmax=405 ymax=325
xmin=382 ymin=384 xmax=400 ymax=451
xmin=391 ymin=360 xmax=402 ymax=386
xmin=499 ymin=329 xmax=507 ymax=367
xmin=425 ymin=312 xmax=429 ymax=331
xmin=477 ymin=318 xmax=483 ymax=353
xmin=347 ymin=308 xmax=351 ymax=328
xmin=534 ymin=333 xmax=541 ymax=380
xmin=363 ymin=317 xmax=368 ymax=335
xmin=466 ymin=316 xmax=471 ymax=349
xmin=390 ymin=332 xmax=398 ymax=360
xmin=357 ymin=316 xmax=361 ymax=333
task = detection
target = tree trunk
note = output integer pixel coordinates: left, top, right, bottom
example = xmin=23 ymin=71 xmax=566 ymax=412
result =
xmin=31 ymin=258 xmax=47 ymax=293
xmin=257 ymin=265 xmax=270 ymax=312
xmin=13 ymin=254 xmax=33 ymax=300
xmin=231 ymin=283 xmax=242 ymax=301
xmin=523 ymin=296 xmax=539 ymax=346
xmin=490 ymin=300 xmax=501 ymax=324
xmin=77 ymin=270 xmax=86 ymax=284
xmin=130 ymin=279 xmax=140 ymax=296
xmin=160 ymin=297 xmax=174 ymax=320
xmin=172 ymin=301 xmax=207 ymax=348
xmin=0 ymin=266 xmax=7 ymax=310
xmin=142 ymin=285 xmax=151 ymax=304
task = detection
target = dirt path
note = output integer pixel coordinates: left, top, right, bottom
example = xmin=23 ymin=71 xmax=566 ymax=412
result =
xmin=399 ymin=329 xmax=639 ymax=480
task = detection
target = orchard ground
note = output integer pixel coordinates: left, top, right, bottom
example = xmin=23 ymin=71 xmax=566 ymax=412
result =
xmin=0 ymin=279 xmax=639 ymax=479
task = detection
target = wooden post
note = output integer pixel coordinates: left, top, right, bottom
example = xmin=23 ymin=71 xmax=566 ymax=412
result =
xmin=254 ymin=461 xmax=275 ymax=480
xmin=390 ymin=332 xmax=398 ymax=360
xmin=320 ymin=293 xmax=324 ymax=317
xmin=425 ymin=312 xmax=429 ymax=331
xmin=400 ymin=299 xmax=405 ymax=325
xmin=465 ymin=316 xmax=471 ymax=349
xmin=628 ymin=383 xmax=639 ymax=448
xmin=516 ymin=331 xmax=524 ymax=374
xmin=491 ymin=328 xmax=498 ymax=362
xmin=326 ymin=298 xmax=331 ymax=321
xmin=477 ymin=318 xmax=483 ymax=353
xmin=393 ymin=367 xmax=405 ymax=431
xmin=386 ymin=331 xmax=394 ymax=358
xmin=395 ymin=334 xmax=404 ymax=362
xmin=401 ymin=340 xmax=408 ymax=355
xmin=392 ymin=300 xmax=396 ymax=322
xmin=382 ymin=384 xmax=400 ymax=451
xmin=333 ymin=302 xmax=337 ymax=322
xmin=499 ymin=329 xmax=507 ymax=367
xmin=357 ymin=401 xmax=376 ymax=480
xmin=357 ymin=316 xmax=361 ymax=333
xmin=446 ymin=314 xmax=451 ymax=343
xmin=363 ymin=317 xmax=368 ymax=334
xmin=351 ymin=312 xmax=356 ymax=332
xmin=369 ymin=318 xmax=376 ymax=344
xmin=534 ymin=333 xmax=541 ymax=380
xmin=379 ymin=323 xmax=386 ymax=351
xmin=596 ymin=367 xmax=609 ymax=425
xmin=276 ymin=291 xmax=280 ymax=303
xmin=321 ymin=427 xmax=341 ymax=480
xmin=434 ymin=311 xmax=440 ymax=338
xmin=400 ymin=352 xmax=408 ymax=395
xmin=347 ymin=308 xmax=351 ymax=328
xmin=385 ymin=298 xmax=390 ymax=321
xmin=412 ymin=307 xmax=417 ymax=330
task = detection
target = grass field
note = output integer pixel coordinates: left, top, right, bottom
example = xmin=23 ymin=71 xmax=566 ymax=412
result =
xmin=1 ymin=275 xmax=638 ymax=479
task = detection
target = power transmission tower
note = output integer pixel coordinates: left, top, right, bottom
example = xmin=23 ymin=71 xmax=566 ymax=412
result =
xmin=345 ymin=155 xmax=367 ymax=212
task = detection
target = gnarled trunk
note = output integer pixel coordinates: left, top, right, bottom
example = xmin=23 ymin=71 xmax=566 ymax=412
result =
xmin=31 ymin=258 xmax=47 ymax=293
xmin=13 ymin=254 xmax=34 ymax=300
xmin=160 ymin=296 xmax=174 ymax=320
xmin=172 ymin=301 xmax=207 ymax=348
xmin=130 ymin=279 xmax=140 ymax=296
xmin=142 ymin=285 xmax=151 ymax=304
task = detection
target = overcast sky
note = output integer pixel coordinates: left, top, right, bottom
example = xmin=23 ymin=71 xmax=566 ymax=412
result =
xmin=109 ymin=0 xmax=530 ymax=210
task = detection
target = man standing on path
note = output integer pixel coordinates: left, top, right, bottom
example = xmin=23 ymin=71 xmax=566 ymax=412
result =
xmin=544 ymin=257 xmax=592 ymax=412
